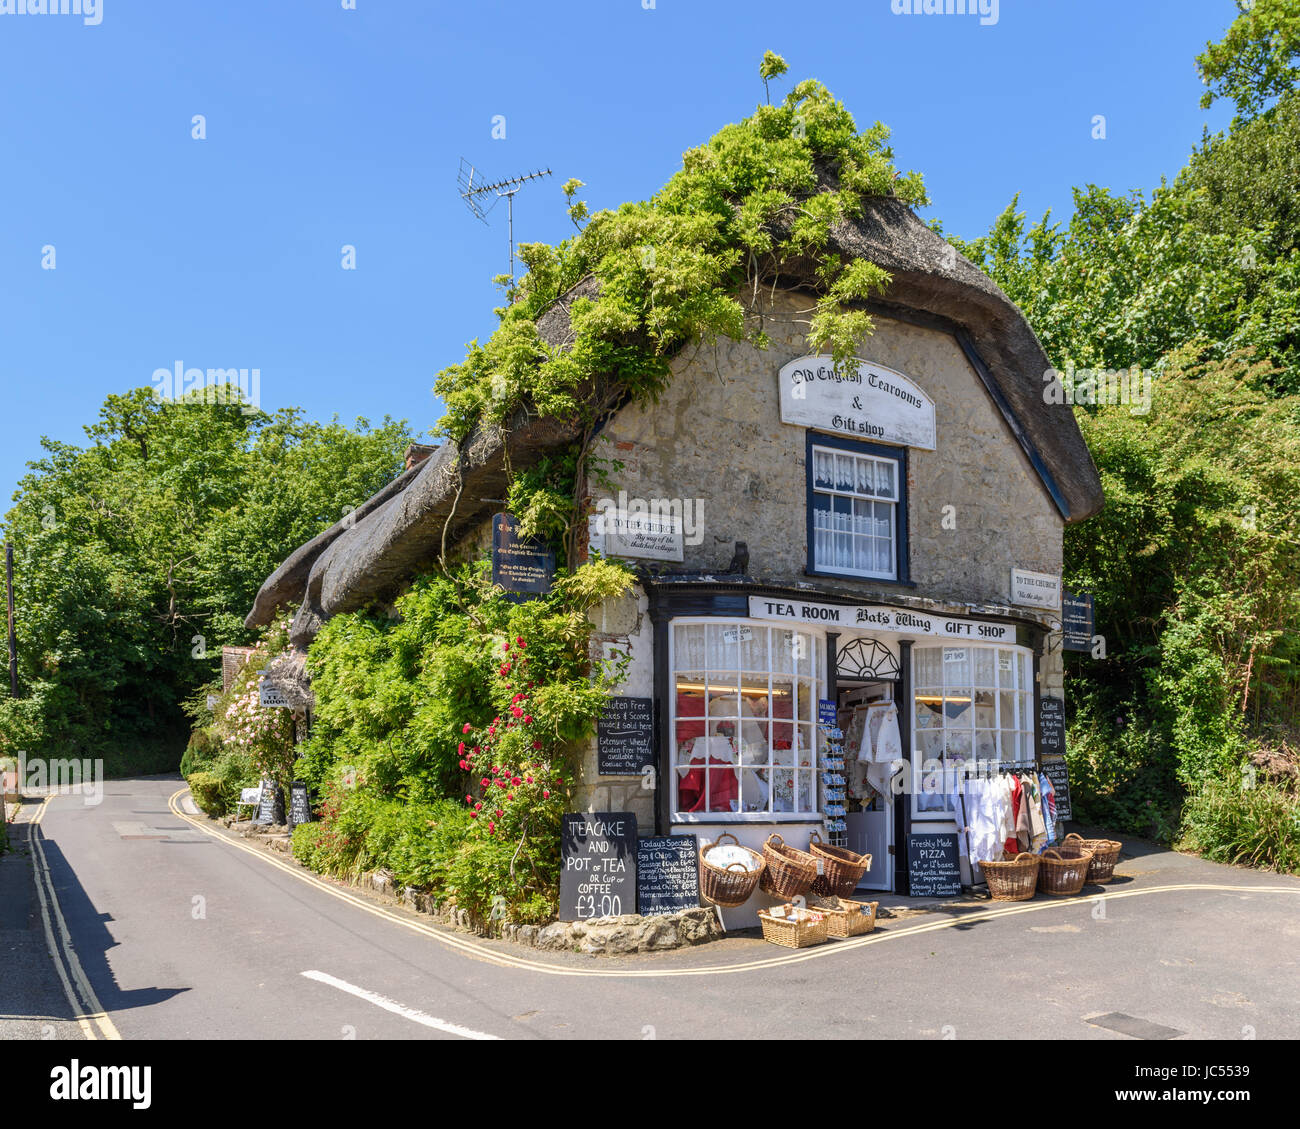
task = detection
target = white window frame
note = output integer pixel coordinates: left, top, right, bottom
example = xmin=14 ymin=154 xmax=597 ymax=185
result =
xmin=910 ymin=642 xmax=1036 ymax=821
xmin=668 ymin=618 xmax=826 ymax=823
xmin=809 ymin=443 xmax=900 ymax=581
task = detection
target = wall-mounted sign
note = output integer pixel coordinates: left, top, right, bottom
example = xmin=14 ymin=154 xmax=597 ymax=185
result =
xmin=587 ymin=510 xmax=684 ymax=563
xmin=259 ymin=677 xmax=290 ymax=708
xmin=906 ymin=832 xmax=962 ymax=897
xmin=1011 ymin=569 xmax=1062 ymax=612
xmin=1038 ymin=696 xmax=1065 ymax=758
xmin=748 ymin=596 xmax=1015 ymax=643
xmin=778 ymin=355 xmax=937 ymax=450
xmin=559 ymin=812 xmax=638 ymax=922
xmin=596 ymin=696 xmax=655 ymax=776
xmin=491 ymin=513 xmax=555 ymax=599
xmin=636 ymin=836 xmax=700 ymax=917
xmin=1042 ymin=758 xmax=1073 ymax=821
xmin=1062 ymin=592 xmax=1094 ymax=652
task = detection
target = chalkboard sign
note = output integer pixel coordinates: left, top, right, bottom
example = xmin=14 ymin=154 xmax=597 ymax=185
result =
xmin=491 ymin=513 xmax=555 ymax=599
xmin=906 ymin=832 xmax=962 ymax=897
xmin=559 ymin=812 xmax=637 ymax=922
xmin=288 ymin=781 xmax=313 ymax=828
xmin=1042 ymin=758 xmax=1073 ymax=822
xmin=1038 ymin=696 xmax=1066 ymax=758
xmin=597 ymin=697 xmax=654 ymax=776
xmin=254 ymin=780 xmax=284 ymax=826
xmin=636 ymin=836 xmax=700 ymax=916
xmin=1062 ymin=592 xmax=1094 ymax=653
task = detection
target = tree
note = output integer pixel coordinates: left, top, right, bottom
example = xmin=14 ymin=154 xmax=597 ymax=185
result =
xmin=759 ymin=51 xmax=788 ymax=104
xmin=1197 ymin=0 xmax=1300 ymax=123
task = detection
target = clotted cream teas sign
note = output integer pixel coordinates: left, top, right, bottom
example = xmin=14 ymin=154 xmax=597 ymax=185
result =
xmin=748 ymin=596 xmax=1015 ymax=642
xmin=778 ymin=355 xmax=936 ymax=450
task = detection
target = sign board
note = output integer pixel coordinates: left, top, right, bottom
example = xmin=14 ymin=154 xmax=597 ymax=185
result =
xmin=749 ymin=596 xmax=1015 ymax=643
xmin=1062 ymin=592 xmax=1094 ymax=652
xmin=778 ymin=355 xmax=937 ymax=450
xmin=259 ymin=678 xmax=291 ymax=708
xmin=1042 ymin=758 xmax=1073 ymax=822
xmin=1011 ymin=569 xmax=1062 ymax=612
xmin=288 ymin=781 xmax=313 ymax=828
xmin=588 ymin=506 xmax=684 ymax=563
xmin=596 ymin=697 xmax=655 ymax=776
xmin=254 ymin=779 xmax=283 ymax=826
xmin=906 ymin=832 xmax=962 ymax=897
xmin=559 ymin=812 xmax=637 ymax=922
xmin=491 ymin=513 xmax=555 ymax=598
xmin=1038 ymin=696 xmax=1066 ymax=759
xmin=636 ymin=836 xmax=700 ymax=916
xmin=818 ymin=699 xmax=837 ymax=727
xmin=238 ymin=787 xmax=262 ymax=806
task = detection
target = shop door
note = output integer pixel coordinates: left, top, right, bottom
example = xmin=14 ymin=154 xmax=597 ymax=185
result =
xmin=837 ymin=682 xmax=896 ymax=892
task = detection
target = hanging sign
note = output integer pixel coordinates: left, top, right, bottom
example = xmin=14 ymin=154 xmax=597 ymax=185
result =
xmin=559 ymin=812 xmax=638 ymax=922
xmin=1038 ymin=696 xmax=1066 ymax=758
xmin=1011 ymin=569 xmax=1062 ymax=612
xmin=1062 ymin=592 xmax=1094 ymax=652
xmin=491 ymin=513 xmax=555 ymax=599
xmin=1042 ymin=758 xmax=1073 ymax=821
xmin=596 ymin=696 xmax=655 ymax=776
xmin=779 ymin=355 xmax=936 ymax=450
xmin=749 ymin=597 xmax=1014 ymax=642
xmin=259 ymin=677 xmax=291 ymax=708
xmin=636 ymin=836 xmax=700 ymax=916
xmin=906 ymin=832 xmax=962 ymax=897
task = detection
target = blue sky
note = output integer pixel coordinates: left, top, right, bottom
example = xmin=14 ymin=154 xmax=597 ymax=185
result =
xmin=0 ymin=0 xmax=1239 ymax=509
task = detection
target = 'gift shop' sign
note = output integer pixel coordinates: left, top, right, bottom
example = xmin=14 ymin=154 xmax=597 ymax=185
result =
xmin=778 ymin=355 xmax=936 ymax=450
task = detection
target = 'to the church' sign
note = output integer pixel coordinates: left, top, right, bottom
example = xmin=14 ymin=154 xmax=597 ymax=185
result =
xmin=779 ymin=355 xmax=936 ymax=451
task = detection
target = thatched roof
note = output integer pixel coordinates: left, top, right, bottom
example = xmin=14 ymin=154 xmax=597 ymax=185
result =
xmin=247 ymin=198 xmax=1103 ymax=648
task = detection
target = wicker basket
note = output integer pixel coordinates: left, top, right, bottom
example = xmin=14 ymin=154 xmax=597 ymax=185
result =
xmin=759 ymin=833 xmax=820 ymax=899
xmin=699 ymin=833 xmax=765 ymax=908
xmin=807 ymin=832 xmax=873 ymax=898
xmin=1038 ymin=846 xmax=1093 ymax=896
xmin=757 ymin=905 xmax=830 ymax=949
xmin=978 ymin=852 xmax=1041 ymax=901
xmin=1074 ymin=834 xmax=1123 ymax=884
xmin=812 ymin=897 xmax=879 ymax=938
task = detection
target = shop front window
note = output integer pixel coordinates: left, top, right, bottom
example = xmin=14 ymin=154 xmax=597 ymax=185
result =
xmin=912 ymin=643 xmax=1033 ymax=819
xmin=671 ymin=620 xmax=823 ymax=820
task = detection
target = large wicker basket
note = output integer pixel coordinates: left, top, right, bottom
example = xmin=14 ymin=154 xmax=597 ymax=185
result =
xmin=759 ymin=833 xmax=820 ymax=899
xmin=758 ymin=905 xmax=829 ymax=949
xmin=699 ymin=833 xmax=765 ymax=908
xmin=1038 ymin=846 xmax=1093 ymax=896
xmin=812 ymin=897 xmax=879 ymax=938
xmin=978 ymin=852 xmax=1040 ymax=901
xmin=1073 ymin=834 xmax=1123 ymax=884
xmin=807 ymin=832 xmax=873 ymax=898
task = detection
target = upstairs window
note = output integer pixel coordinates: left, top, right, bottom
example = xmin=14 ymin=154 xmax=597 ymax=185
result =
xmin=807 ymin=436 xmax=907 ymax=582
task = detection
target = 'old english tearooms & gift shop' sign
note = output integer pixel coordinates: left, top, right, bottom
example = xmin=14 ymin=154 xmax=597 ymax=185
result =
xmin=778 ymin=355 xmax=937 ymax=451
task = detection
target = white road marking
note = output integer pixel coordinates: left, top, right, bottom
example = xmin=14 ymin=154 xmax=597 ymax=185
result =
xmin=300 ymin=971 xmax=501 ymax=1040
xmin=179 ymin=795 xmax=200 ymax=816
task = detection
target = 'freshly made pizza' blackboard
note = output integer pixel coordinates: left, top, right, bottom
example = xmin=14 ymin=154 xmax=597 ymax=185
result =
xmin=254 ymin=779 xmax=284 ymax=826
xmin=559 ymin=812 xmax=637 ymax=922
xmin=1042 ymin=758 xmax=1073 ymax=822
xmin=1038 ymin=696 xmax=1066 ymax=758
xmin=491 ymin=512 xmax=555 ymax=599
xmin=907 ymin=832 xmax=962 ymax=897
xmin=288 ymin=781 xmax=313 ymax=828
xmin=636 ymin=836 xmax=700 ymax=916
xmin=597 ymin=696 xmax=654 ymax=776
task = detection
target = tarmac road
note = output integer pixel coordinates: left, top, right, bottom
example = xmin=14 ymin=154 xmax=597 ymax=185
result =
xmin=3 ymin=774 xmax=1299 ymax=1042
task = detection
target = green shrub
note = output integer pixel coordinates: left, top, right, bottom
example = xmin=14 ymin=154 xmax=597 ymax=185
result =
xmin=180 ymin=728 xmax=220 ymax=777
xmin=187 ymin=771 xmax=225 ymax=817
xmin=291 ymin=820 xmax=326 ymax=868
xmin=1178 ymin=771 xmax=1300 ymax=873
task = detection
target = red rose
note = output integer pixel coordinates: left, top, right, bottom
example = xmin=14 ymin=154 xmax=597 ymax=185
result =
xmin=465 ymin=794 xmax=473 ymax=803
xmin=488 ymin=821 xmax=495 ymax=832
xmin=542 ymin=791 xmax=550 ymax=799
xmin=526 ymin=776 xmax=533 ymax=784
xmin=470 ymin=812 xmax=478 ymax=819
xmin=523 ymin=715 xmax=533 ymax=725
xmin=457 ymin=742 xmax=465 ymax=755
xmin=475 ymin=802 xmax=482 ymax=811
xmin=516 ymin=638 xmax=526 ymax=648
xmin=462 ymin=723 xmax=472 ymax=734
xmin=459 ymin=760 xmax=468 ymax=770
xmin=532 ymin=741 xmax=542 ymax=751
xmin=495 ymin=809 xmax=503 ymax=818
xmin=481 ymin=778 xmax=490 ymax=787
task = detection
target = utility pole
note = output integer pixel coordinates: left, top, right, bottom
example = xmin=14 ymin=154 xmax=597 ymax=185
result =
xmin=6 ymin=543 xmax=16 ymax=698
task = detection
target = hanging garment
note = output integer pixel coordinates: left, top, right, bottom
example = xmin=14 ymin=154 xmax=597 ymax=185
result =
xmin=844 ymin=707 xmax=868 ymax=763
xmin=678 ymin=735 xmax=739 ymax=813
xmin=869 ymin=704 xmax=903 ymax=764
xmin=1022 ymin=772 xmax=1048 ymax=851
xmin=973 ymin=777 xmax=1005 ymax=865
xmin=1004 ymin=773 xmax=1023 ymax=855
xmin=1039 ymin=773 xmax=1058 ymax=845
xmin=1015 ymin=773 xmax=1036 ymax=852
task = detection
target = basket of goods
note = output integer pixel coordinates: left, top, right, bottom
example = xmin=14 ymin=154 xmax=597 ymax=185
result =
xmin=807 ymin=832 xmax=873 ymax=898
xmin=810 ymin=896 xmax=879 ymax=938
xmin=757 ymin=903 xmax=829 ymax=949
xmin=978 ymin=852 xmax=1041 ymax=901
xmin=699 ymin=833 xmax=766 ymax=908
xmin=1069 ymin=833 xmax=1123 ymax=885
xmin=1037 ymin=846 xmax=1094 ymax=897
xmin=759 ymin=833 xmax=821 ymax=899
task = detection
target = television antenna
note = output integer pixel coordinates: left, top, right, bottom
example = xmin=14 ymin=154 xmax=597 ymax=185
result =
xmin=457 ymin=158 xmax=553 ymax=285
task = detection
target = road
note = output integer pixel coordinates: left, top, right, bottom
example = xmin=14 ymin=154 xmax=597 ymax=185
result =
xmin=3 ymin=774 xmax=1299 ymax=1042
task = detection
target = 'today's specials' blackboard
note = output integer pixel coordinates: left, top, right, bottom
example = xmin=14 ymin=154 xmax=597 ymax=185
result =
xmin=288 ymin=781 xmax=313 ymax=827
xmin=906 ymin=832 xmax=962 ymax=897
xmin=597 ymin=696 xmax=654 ymax=776
xmin=636 ymin=836 xmax=700 ymax=916
xmin=559 ymin=812 xmax=637 ymax=922
xmin=1038 ymin=696 xmax=1066 ymax=758
xmin=1042 ymin=758 xmax=1074 ymax=822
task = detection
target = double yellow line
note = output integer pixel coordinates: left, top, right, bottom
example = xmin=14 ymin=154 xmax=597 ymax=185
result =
xmin=167 ymin=788 xmax=1300 ymax=979
xmin=28 ymin=796 xmax=122 ymax=1040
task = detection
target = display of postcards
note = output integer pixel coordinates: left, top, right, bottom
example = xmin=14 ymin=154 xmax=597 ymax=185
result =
xmin=818 ymin=758 xmax=845 ymax=770
xmin=824 ymin=818 xmax=847 ymax=832
xmin=820 ymin=772 xmax=845 ymax=786
xmin=823 ymin=804 xmax=846 ymax=817
xmin=817 ymin=727 xmax=844 ymax=740
xmin=823 ymin=788 xmax=845 ymax=801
